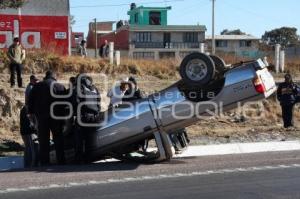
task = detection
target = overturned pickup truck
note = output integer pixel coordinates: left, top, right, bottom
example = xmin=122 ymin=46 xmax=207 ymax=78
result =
xmin=57 ymin=53 xmax=277 ymax=163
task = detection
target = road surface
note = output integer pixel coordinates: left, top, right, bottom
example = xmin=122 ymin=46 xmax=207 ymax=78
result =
xmin=1 ymin=150 xmax=300 ymax=198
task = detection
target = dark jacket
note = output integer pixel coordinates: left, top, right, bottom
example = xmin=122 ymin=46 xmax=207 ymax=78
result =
xmin=25 ymin=83 xmax=34 ymax=106
xmin=99 ymin=44 xmax=109 ymax=58
xmin=277 ymin=82 xmax=300 ymax=106
xmin=20 ymin=106 xmax=36 ymax=135
xmin=123 ymin=88 xmax=143 ymax=102
xmin=28 ymin=77 xmax=66 ymax=118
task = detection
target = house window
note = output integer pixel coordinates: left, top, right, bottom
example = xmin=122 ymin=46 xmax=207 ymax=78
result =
xmin=183 ymin=32 xmax=198 ymax=42
xmin=216 ymin=40 xmax=228 ymax=47
xmin=149 ymin=11 xmax=161 ymax=25
xmin=134 ymin=13 xmax=139 ymax=24
xmin=240 ymin=40 xmax=252 ymax=47
xmin=135 ymin=32 xmax=152 ymax=42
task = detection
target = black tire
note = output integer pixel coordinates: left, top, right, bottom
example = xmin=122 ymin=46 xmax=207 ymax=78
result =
xmin=209 ymin=55 xmax=226 ymax=74
xmin=180 ymin=52 xmax=215 ymax=87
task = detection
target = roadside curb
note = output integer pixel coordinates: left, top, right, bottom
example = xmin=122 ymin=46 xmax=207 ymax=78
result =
xmin=1 ymin=141 xmax=300 ymax=171
xmin=176 ymin=140 xmax=300 ymax=158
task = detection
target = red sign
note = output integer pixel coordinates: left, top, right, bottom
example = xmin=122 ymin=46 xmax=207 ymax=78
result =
xmin=0 ymin=15 xmax=69 ymax=55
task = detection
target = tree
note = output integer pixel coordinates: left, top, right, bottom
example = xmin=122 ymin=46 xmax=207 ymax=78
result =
xmin=221 ymin=29 xmax=246 ymax=35
xmin=262 ymin=27 xmax=299 ymax=47
xmin=0 ymin=0 xmax=26 ymax=9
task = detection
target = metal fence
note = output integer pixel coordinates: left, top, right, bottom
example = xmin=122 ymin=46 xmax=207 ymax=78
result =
xmin=133 ymin=42 xmax=200 ymax=49
xmin=285 ymin=47 xmax=300 ymax=59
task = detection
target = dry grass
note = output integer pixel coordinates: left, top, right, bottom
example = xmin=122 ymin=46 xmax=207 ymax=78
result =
xmin=216 ymin=52 xmax=248 ymax=64
xmin=285 ymin=58 xmax=300 ymax=74
xmin=0 ymin=49 xmax=180 ymax=79
xmin=120 ymin=58 xmax=179 ymax=79
xmin=1 ymin=49 xmax=300 ymax=78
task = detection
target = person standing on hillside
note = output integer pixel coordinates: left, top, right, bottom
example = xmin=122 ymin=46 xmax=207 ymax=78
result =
xmin=7 ymin=37 xmax=26 ymax=88
xmin=78 ymin=40 xmax=87 ymax=58
xmin=277 ymin=73 xmax=300 ymax=128
xmin=99 ymin=40 xmax=109 ymax=58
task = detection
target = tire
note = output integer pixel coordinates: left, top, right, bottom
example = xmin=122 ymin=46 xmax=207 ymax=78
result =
xmin=180 ymin=52 xmax=215 ymax=87
xmin=209 ymin=55 xmax=226 ymax=74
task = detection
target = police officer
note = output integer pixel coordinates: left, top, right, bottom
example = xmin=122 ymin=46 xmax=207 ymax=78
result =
xmin=71 ymin=75 xmax=101 ymax=163
xmin=20 ymin=106 xmax=38 ymax=168
xmin=25 ymin=75 xmax=38 ymax=105
xmin=20 ymin=75 xmax=39 ymax=168
xmin=122 ymin=76 xmax=143 ymax=102
xmin=28 ymin=71 xmax=66 ymax=166
xmin=277 ymin=73 xmax=299 ymax=128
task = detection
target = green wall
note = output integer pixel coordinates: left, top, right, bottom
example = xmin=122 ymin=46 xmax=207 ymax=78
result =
xmin=128 ymin=7 xmax=170 ymax=26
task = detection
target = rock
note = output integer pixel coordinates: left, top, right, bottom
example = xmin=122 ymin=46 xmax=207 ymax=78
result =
xmin=255 ymin=133 xmax=272 ymax=142
xmin=215 ymin=137 xmax=230 ymax=144
xmin=195 ymin=135 xmax=214 ymax=145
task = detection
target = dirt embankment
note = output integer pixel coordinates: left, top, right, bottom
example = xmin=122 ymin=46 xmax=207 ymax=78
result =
xmin=1 ymin=50 xmax=300 ymax=155
xmin=0 ymin=78 xmax=25 ymax=155
xmin=1 ymin=72 xmax=300 ymax=154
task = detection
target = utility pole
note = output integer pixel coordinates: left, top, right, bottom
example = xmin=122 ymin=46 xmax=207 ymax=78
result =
xmin=211 ymin=0 xmax=216 ymax=55
xmin=94 ymin=18 xmax=97 ymax=58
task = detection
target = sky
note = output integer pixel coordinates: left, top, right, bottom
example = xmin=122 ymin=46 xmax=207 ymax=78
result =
xmin=70 ymin=0 xmax=300 ymax=38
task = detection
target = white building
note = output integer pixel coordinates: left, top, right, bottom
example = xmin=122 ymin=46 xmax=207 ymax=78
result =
xmin=206 ymin=35 xmax=260 ymax=57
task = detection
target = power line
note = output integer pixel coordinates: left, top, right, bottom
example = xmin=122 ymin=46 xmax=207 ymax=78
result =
xmin=73 ymin=0 xmax=207 ymax=21
xmin=221 ymin=0 xmax=288 ymax=25
xmin=94 ymin=18 xmax=97 ymax=58
xmin=212 ymin=0 xmax=216 ymax=55
xmin=171 ymin=0 xmax=210 ymax=19
xmin=71 ymin=0 xmax=185 ymax=8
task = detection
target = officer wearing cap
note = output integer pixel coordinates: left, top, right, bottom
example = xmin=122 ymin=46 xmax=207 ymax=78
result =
xmin=7 ymin=37 xmax=26 ymax=88
xmin=277 ymin=73 xmax=300 ymax=128
xmin=25 ymin=75 xmax=38 ymax=106
xmin=122 ymin=76 xmax=143 ymax=102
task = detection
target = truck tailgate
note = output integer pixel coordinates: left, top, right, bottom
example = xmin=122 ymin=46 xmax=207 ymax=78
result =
xmin=257 ymin=68 xmax=277 ymax=97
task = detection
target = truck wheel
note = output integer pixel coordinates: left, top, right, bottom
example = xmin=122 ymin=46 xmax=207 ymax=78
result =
xmin=209 ymin=55 xmax=226 ymax=74
xmin=180 ymin=52 xmax=215 ymax=87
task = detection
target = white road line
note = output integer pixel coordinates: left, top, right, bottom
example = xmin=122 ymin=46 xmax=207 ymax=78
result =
xmin=1 ymin=164 xmax=300 ymax=194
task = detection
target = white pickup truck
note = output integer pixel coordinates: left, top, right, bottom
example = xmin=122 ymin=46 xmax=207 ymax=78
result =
xmin=58 ymin=53 xmax=277 ymax=163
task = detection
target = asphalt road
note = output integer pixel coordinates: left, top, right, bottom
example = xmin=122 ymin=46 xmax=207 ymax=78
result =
xmin=1 ymin=150 xmax=300 ymax=199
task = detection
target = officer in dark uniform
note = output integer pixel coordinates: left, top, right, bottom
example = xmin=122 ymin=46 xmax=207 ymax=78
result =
xmin=20 ymin=106 xmax=38 ymax=168
xmin=277 ymin=74 xmax=299 ymax=128
xmin=122 ymin=76 xmax=143 ymax=102
xmin=20 ymin=75 xmax=39 ymax=168
xmin=28 ymin=71 xmax=66 ymax=166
